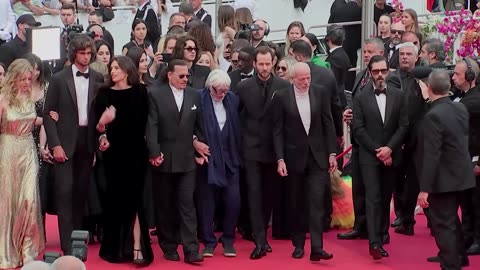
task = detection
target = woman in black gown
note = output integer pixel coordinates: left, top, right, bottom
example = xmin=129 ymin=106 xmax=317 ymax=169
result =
xmin=96 ymin=56 xmax=153 ymax=265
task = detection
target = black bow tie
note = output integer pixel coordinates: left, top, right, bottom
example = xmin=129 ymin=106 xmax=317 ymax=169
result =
xmin=241 ymin=73 xmax=253 ymax=79
xmin=457 ymin=91 xmax=466 ymax=99
xmin=375 ymin=88 xmax=386 ymax=96
xmin=76 ymin=71 xmax=89 ymax=79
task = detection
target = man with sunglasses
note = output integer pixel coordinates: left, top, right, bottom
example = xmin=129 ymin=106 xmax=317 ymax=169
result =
xmin=384 ymin=22 xmax=405 ymax=69
xmin=146 ymin=59 xmax=205 ymax=264
xmin=353 ymin=55 xmax=408 ymax=260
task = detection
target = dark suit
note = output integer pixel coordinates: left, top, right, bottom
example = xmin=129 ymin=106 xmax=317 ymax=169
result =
xmin=384 ymin=41 xmax=399 ymax=69
xmin=229 ymin=69 xmax=254 ymax=94
xmin=273 ymin=85 xmax=336 ymax=250
xmin=417 ymin=97 xmax=475 ymax=270
xmin=458 ymin=86 xmax=480 ymax=247
xmin=195 ymin=8 xmax=212 ymax=27
xmin=43 ymin=66 xmax=103 ymax=253
xmin=189 ymin=64 xmax=211 ymax=89
xmin=353 ymin=84 xmax=409 ymax=246
xmin=145 ymin=83 xmax=204 ymax=255
xmin=326 ymin=46 xmax=351 ymax=109
xmin=237 ymin=75 xmax=291 ymax=247
xmin=135 ymin=2 xmax=160 ymax=46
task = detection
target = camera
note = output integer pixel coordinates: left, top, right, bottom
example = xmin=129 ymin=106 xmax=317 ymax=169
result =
xmin=65 ymin=24 xmax=96 ymax=44
xmin=235 ymin=23 xmax=260 ymax=41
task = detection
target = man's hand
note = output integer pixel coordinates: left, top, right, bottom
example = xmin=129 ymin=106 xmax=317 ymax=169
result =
xmin=49 ymin=111 xmax=59 ymax=122
xmin=97 ymin=105 xmax=116 ymax=132
xmin=40 ymin=147 xmax=54 ymax=164
xmin=343 ymin=109 xmax=353 ymax=125
xmin=418 ymin=80 xmax=429 ymax=100
xmin=277 ymin=160 xmax=288 ymax=177
xmin=52 ymin=146 xmax=68 ymax=163
xmin=149 ymin=153 xmax=164 ymax=167
xmin=195 ymin=157 xmax=205 ymax=165
xmin=376 ymin=146 xmax=392 ymax=161
xmin=329 ymin=155 xmax=338 ymax=173
xmin=417 ymin=192 xmax=429 ymax=208
xmin=383 ymin=156 xmax=393 ymax=166
xmin=193 ymin=140 xmax=210 ymax=163
xmin=99 ymin=137 xmax=110 ymax=152
xmin=474 ymin=165 xmax=480 ymax=176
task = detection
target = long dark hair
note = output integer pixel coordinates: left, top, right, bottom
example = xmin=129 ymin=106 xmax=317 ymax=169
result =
xmin=23 ymin=53 xmax=46 ymax=89
xmin=107 ymin=56 xmax=140 ymax=87
xmin=303 ymin=33 xmax=321 ymax=55
xmin=126 ymin=46 xmax=147 ymax=84
xmin=172 ymin=34 xmax=200 ymax=63
xmin=131 ymin=19 xmax=148 ymax=43
xmin=94 ymin=39 xmax=113 ymax=62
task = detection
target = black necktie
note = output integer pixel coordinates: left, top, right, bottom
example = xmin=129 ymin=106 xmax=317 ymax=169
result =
xmin=241 ymin=73 xmax=253 ymax=80
xmin=375 ymin=88 xmax=386 ymax=96
xmin=76 ymin=71 xmax=89 ymax=79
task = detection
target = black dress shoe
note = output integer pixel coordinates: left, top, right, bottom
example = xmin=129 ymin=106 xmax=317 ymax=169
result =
xmin=382 ymin=234 xmax=390 ymax=245
xmin=310 ymin=249 xmax=333 ymax=261
xmin=337 ymin=230 xmax=368 ymax=240
xmin=394 ymin=224 xmax=414 ymax=236
xmin=466 ymin=243 xmax=480 ymax=255
xmin=184 ymin=252 xmax=203 ymax=264
xmin=427 ymin=256 xmax=469 ymax=266
xmin=391 ymin=218 xmax=402 ymax=227
xmin=163 ymin=252 xmax=180 ymax=261
xmin=265 ymin=243 xmax=272 ymax=253
xmin=369 ymin=246 xmax=383 ymax=260
xmin=378 ymin=246 xmax=389 ymax=257
xmin=250 ymin=246 xmax=267 ymax=260
xmin=292 ymin=248 xmax=304 ymax=259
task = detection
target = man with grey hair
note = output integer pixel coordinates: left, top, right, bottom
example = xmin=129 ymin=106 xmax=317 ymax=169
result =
xmin=51 ymin=256 xmax=86 ymax=270
xmin=417 ymin=70 xmax=474 ymax=269
xmin=419 ymin=39 xmax=446 ymax=68
xmin=21 ymin=261 xmax=51 ymax=270
xmin=195 ymin=69 xmax=242 ymax=258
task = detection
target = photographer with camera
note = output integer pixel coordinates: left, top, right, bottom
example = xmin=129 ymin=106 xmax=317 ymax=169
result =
xmin=0 ymin=14 xmax=41 ymax=68
xmin=251 ymin=19 xmax=268 ymax=48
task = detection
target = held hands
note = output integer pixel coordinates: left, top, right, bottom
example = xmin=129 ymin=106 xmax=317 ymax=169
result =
xmin=329 ymin=155 xmax=338 ymax=173
xmin=49 ymin=111 xmax=59 ymax=122
xmin=417 ymin=192 xmax=429 ymax=208
xmin=474 ymin=165 xmax=480 ymax=176
xmin=193 ymin=140 xmax=210 ymax=163
xmin=343 ymin=109 xmax=353 ymax=125
xmin=52 ymin=146 xmax=68 ymax=163
xmin=40 ymin=147 xmax=54 ymax=164
xmin=97 ymin=106 xmax=116 ymax=132
xmin=277 ymin=160 xmax=288 ymax=177
xmin=99 ymin=136 xmax=110 ymax=152
xmin=195 ymin=157 xmax=206 ymax=165
xmin=149 ymin=153 xmax=164 ymax=167
xmin=376 ymin=146 xmax=392 ymax=165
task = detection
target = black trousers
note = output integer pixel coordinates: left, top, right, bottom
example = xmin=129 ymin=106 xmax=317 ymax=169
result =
xmin=53 ymin=127 xmax=93 ymax=253
xmin=461 ymin=176 xmax=480 ymax=246
xmin=360 ymin=164 xmax=397 ymax=246
xmin=237 ymin=167 xmax=252 ymax=235
xmin=286 ymin=154 xmax=328 ymax=250
xmin=196 ymin=167 xmax=240 ymax=248
xmin=245 ymin=160 xmax=277 ymax=247
xmin=398 ymin=157 xmax=418 ymax=225
xmin=351 ymin=146 xmax=367 ymax=233
xmin=429 ymin=192 xmax=465 ymax=270
xmin=272 ymin=178 xmax=289 ymax=239
xmin=151 ymin=169 xmax=199 ymax=255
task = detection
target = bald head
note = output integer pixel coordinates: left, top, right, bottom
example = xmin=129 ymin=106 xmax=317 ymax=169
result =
xmin=51 ymin=256 xmax=86 ymax=270
xmin=21 ymin=261 xmax=51 ymax=270
xmin=291 ymin=62 xmax=311 ymax=91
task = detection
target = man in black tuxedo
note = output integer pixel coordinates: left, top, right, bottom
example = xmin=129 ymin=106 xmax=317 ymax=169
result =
xmin=384 ymin=22 xmax=405 ymax=69
xmin=146 ymin=59 xmax=204 ymax=264
xmin=273 ymin=62 xmax=337 ymax=261
xmin=452 ymin=58 xmax=480 ymax=255
xmin=190 ymin=0 xmax=212 ymax=27
xmin=229 ymin=46 xmax=255 ymax=94
xmin=135 ymin=0 xmax=160 ymax=45
xmin=43 ymin=34 xmax=104 ymax=254
xmin=353 ymin=55 xmax=409 ymax=260
xmin=236 ymin=46 xmax=291 ymax=259
xmin=417 ymin=70 xmax=476 ymax=269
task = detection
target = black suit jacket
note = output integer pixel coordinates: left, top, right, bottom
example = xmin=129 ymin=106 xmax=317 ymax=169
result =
xmin=307 ymin=62 xmax=343 ymax=137
xmin=195 ymin=8 xmax=212 ymax=27
xmin=417 ymin=97 xmax=475 ymax=193
xmin=43 ymin=66 xmax=104 ymax=157
xmin=384 ymin=41 xmax=399 ymax=69
xmin=460 ymin=86 xmax=480 ymax=158
xmin=189 ymin=64 xmax=210 ymax=89
xmin=237 ymin=76 xmax=291 ymax=162
xmin=326 ymin=47 xmax=351 ymax=108
xmin=353 ymin=84 xmax=409 ymax=166
xmin=145 ymin=83 xmax=204 ymax=173
xmin=135 ymin=3 xmax=160 ymax=45
xmin=273 ymin=86 xmax=337 ymax=172
xmin=228 ymin=70 xmax=242 ymax=94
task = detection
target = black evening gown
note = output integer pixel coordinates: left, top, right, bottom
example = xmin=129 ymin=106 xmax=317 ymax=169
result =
xmin=96 ymin=84 xmax=153 ymax=264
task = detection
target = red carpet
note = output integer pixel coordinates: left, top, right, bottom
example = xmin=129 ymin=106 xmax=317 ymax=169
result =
xmin=43 ymin=214 xmax=479 ymax=269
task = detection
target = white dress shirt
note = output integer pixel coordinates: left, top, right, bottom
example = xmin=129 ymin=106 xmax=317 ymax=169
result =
xmin=329 ymin=46 xmax=342 ymax=54
xmin=0 ymin=0 xmax=16 ymax=41
xmin=170 ymin=84 xmax=184 ymax=112
xmin=72 ymin=64 xmax=90 ymax=126
xmin=294 ymin=86 xmax=311 ymax=135
xmin=375 ymin=87 xmax=387 ymax=123
xmin=212 ymin=98 xmax=227 ymax=131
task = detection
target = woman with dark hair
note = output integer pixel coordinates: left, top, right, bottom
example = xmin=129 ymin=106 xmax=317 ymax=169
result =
xmin=171 ymin=34 xmax=210 ymax=89
xmin=122 ymin=19 xmax=155 ymax=59
xmin=91 ymin=40 xmax=113 ymax=81
xmin=301 ymin=33 xmax=331 ymax=69
xmin=126 ymin=47 xmax=149 ymax=84
xmin=188 ymin=23 xmax=217 ymax=63
xmin=217 ymin=5 xmax=237 ymax=71
xmin=96 ymin=56 xmax=153 ymax=265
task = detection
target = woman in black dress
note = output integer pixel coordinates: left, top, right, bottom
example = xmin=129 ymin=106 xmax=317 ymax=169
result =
xmin=96 ymin=56 xmax=153 ymax=265
xmin=122 ymin=19 xmax=155 ymax=59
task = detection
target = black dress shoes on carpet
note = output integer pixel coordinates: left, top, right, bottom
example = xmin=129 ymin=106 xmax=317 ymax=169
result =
xmin=265 ymin=243 xmax=272 ymax=253
xmin=427 ymin=255 xmax=469 ymax=266
xmin=467 ymin=242 xmax=480 ymax=255
xmin=391 ymin=218 xmax=402 ymax=227
xmin=250 ymin=246 xmax=267 ymax=260
xmin=184 ymin=252 xmax=204 ymax=264
xmin=292 ymin=248 xmax=304 ymax=259
xmin=394 ymin=224 xmax=414 ymax=236
xmin=337 ymin=230 xmax=368 ymax=240
xmin=163 ymin=252 xmax=180 ymax=261
xmin=369 ymin=245 xmax=388 ymax=260
xmin=310 ymin=249 xmax=333 ymax=261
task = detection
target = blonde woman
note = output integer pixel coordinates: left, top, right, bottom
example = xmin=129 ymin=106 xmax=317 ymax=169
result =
xmin=282 ymin=21 xmax=306 ymax=57
xmin=401 ymin=9 xmax=420 ymax=33
xmin=275 ymin=56 xmax=297 ymax=81
xmin=0 ymin=59 xmax=45 ymax=269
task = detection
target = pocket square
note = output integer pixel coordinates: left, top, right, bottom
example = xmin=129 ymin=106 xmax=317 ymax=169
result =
xmin=191 ymin=104 xmax=197 ymax=110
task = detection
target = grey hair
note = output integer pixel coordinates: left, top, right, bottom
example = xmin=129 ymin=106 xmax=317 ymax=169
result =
xmin=205 ymin=69 xmax=232 ymax=88
xmin=428 ymin=70 xmax=451 ymax=95
xmin=290 ymin=62 xmax=310 ymax=78
xmin=398 ymin=42 xmax=419 ymax=56
xmin=423 ymin=38 xmax=445 ymax=62
xmin=51 ymin=256 xmax=86 ymax=270
xmin=364 ymin=38 xmax=385 ymax=52
xmin=21 ymin=261 xmax=51 ymax=270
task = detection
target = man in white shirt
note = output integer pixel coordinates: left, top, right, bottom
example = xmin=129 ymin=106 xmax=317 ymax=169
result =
xmin=0 ymin=0 xmax=16 ymax=46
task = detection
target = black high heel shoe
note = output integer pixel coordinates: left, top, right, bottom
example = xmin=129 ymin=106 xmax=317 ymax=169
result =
xmin=133 ymin=249 xmax=147 ymax=266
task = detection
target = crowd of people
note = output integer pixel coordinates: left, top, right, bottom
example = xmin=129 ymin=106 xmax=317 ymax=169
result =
xmin=0 ymin=1 xmax=480 ymax=270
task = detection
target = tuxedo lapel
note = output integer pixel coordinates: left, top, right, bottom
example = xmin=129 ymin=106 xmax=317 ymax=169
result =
xmin=87 ymin=74 xmax=95 ymax=111
xmin=308 ymin=87 xmax=317 ymax=133
xmin=366 ymin=88 xmax=384 ymax=125
xmin=164 ymin=85 xmax=181 ymax=123
xmin=178 ymin=89 xmax=193 ymax=127
xmin=384 ymin=90 xmax=395 ymax=126
xmin=66 ymin=68 xmax=77 ymax=108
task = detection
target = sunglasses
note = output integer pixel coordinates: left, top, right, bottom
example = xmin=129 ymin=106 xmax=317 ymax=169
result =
xmin=276 ymin=66 xmax=287 ymax=72
xmin=370 ymin=69 xmax=389 ymax=75
xmin=184 ymin=47 xmax=199 ymax=53
xmin=212 ymin=86 xmax=228 ymax=95
xmin=391 ymin=30 xmax=405 ymax=35
xmin=173 ymin=73 xmax=191 ymax=79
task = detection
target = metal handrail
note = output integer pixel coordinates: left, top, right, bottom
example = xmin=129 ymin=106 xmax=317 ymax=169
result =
xmin=307 ymin=21 xmax=362 ymax=33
